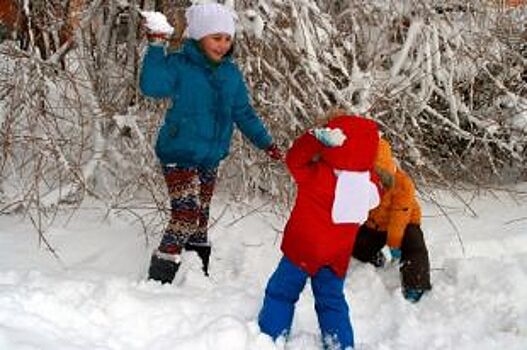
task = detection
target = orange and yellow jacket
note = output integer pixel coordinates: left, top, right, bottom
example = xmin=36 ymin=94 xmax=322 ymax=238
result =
xmin=365 ymin=139 xmax=421 ymax=248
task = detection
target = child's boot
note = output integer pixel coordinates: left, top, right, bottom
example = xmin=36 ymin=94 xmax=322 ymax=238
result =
xmin=400 ymin=224 xmax=432 ymax=302
xmin=184 ymin=242 xmax=211 ymax=276
xmin=148 ymin=251 xmax=181 ymax=284
xmin=402 ymin=288 xmax=425 ymax=303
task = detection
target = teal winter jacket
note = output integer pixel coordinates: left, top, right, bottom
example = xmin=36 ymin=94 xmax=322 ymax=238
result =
xmin=140 ymin=40 xmax=273 ymax=168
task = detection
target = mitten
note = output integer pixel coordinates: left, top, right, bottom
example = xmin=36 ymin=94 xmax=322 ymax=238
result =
xmin=265 ymin=144 xmax=283 ymax=161
xmin=390 ymin=248 xmax=402 ymax=260
xmin=311 ymin=127 xmax=347 ymax=147
xmin=145 ymin=32 xmax=170 ymax=44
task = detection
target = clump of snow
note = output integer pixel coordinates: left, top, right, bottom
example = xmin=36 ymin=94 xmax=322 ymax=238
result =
xmin=241 ymin=10 xmax=265 ymax=39
xmin=312 ymin=127 xmax=347 ymax=147
xmin=140 ymin=11 xmax=174 ymax=35
xmin=113 ymin=113 xmax=136 ymax=130
xmin=511 ymin=111 xmax=527 ymax=131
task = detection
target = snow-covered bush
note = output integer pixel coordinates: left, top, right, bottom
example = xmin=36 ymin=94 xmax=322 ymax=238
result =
xmin=231 ymin=0 xmax=527 ymax=189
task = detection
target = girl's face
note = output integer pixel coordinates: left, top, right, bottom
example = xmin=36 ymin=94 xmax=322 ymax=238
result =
xmin=199 ymin=33 xmax=233 ymax=62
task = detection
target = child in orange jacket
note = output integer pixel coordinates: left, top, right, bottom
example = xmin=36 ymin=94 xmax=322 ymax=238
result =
xmin=352 ymin=138 xmax=432 ymax=302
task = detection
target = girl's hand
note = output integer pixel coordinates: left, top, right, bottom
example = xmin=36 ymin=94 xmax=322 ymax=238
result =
xmin=265 ymin=144 xmax=283 ymax=161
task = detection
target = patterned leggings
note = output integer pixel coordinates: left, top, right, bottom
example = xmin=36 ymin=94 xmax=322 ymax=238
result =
xmin=157 ymin=165 xmax=217 ymax=255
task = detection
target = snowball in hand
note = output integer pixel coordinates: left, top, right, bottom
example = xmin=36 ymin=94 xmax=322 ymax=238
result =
xmin=140 ymin=11 xmax=174 ymax=35
xmin=312 ymin=127 xmax=347 ymax=147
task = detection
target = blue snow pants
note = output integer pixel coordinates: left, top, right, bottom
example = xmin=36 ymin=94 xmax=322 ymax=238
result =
xmin=258 ymin=256 xmax=354 ymax=349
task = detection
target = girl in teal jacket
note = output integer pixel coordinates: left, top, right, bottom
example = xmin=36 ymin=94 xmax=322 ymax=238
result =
xmin=140 ymin=3 xmax=280 ymax=283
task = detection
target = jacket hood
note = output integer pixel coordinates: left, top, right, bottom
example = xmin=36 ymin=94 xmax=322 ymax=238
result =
xmin=320 ymin=115 xmax=379 ymax=171
xmin=376 ymin=138 xmax=397 ymax=176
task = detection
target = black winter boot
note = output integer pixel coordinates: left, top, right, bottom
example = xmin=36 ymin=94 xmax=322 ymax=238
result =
xmin=184 ymin=242 xmax=211 ymax=276
xmin=148 ymin=253 xmax=181 ymax=284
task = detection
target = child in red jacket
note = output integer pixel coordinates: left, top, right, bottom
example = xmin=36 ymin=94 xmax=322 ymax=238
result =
xmin=258 ymin=115 xmax=381 ymax=349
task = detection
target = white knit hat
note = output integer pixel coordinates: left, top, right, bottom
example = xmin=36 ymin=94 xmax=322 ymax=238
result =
xmin=185 ymin=3 xmax=236 ymax=40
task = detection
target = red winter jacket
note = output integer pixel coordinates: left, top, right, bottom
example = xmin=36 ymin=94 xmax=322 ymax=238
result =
xmin=281 ymin=116 xmax=380 ymax=278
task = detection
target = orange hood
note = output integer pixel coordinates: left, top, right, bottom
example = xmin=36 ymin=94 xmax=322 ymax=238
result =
xmin=376 ymin=138 xmax=397 ymax=176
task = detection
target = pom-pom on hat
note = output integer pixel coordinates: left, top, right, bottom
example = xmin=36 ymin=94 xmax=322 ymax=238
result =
xmin=185 ymin=3 xmax=236 ymax=40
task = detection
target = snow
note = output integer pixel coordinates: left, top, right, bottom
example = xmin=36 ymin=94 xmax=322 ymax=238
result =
xmin=140 ymin=11 xmax=174 ymax=35
xmin=240 ymin=10 xmax=265 ymax=39
xmin=1 ymin=186 xmax=527 ymax=349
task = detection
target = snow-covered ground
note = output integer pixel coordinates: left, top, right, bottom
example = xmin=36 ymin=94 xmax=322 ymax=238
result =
xmin=0 ymin=184 xmax=526 ymax=350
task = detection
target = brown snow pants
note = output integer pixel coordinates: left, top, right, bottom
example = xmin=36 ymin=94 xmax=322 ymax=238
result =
xmin=352 ymin=224 xmax=432 ymax=291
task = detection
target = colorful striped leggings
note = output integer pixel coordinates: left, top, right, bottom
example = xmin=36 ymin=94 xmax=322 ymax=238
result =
xmin=156 ymin=165 xmax=217 ymax=255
